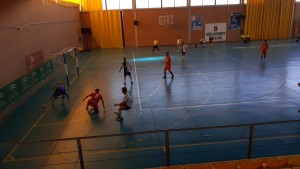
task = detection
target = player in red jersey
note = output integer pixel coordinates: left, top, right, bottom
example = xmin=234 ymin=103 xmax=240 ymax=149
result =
xmin=162 ymin=52 xmax=174 ymax=79
xmin=83 ymin=89 xmax=105 ymax=114
xmin=260 ymin=40 xmax=269 ymax=61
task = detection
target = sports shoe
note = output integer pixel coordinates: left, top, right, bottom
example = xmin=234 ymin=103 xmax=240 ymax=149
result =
xmin=131 ymin=81 xmax=133 ymax=85
xmin=298 ymin=109 xmax=300 ymax=113
xmin=90 ymin=112 xmax=99 ymax=115
xmin=297 ymin=83 xmax=300 ymax=87
xmin=88 ymin=108 xmax=94 ymax=114
xmin=93 ymin=109 xmax=99 ymax=114
xmin=115 ymin=117 xmax=123 ymax=121
xmin=171 ymin=76 xmax=174 ymax=79
xmin=163 ymin=76 xmax=166 ymax=78
xmin=124 ymin=82 xmax=126 ymax=85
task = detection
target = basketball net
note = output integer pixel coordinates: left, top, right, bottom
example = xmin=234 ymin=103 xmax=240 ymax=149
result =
xmin=165 ymin=20 xmax=169 ymax=27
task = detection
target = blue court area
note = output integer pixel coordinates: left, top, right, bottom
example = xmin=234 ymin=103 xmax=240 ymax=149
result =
xmin=1 ymin=40 xmax=300 ymax=169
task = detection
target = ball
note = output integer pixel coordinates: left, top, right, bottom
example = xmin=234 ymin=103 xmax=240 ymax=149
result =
xmin=7 ymin=156 xmax=14 ymax=161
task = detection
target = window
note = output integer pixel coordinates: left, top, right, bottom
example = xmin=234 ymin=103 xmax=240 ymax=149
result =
xmin=216 ymin=0 xmax=227 ymax=5
xmin=191 ymin=0 xmax=203 ymax=6
xmin=106 ymin=0 xmax=119 ymax=10
xmin=162 ymin=0 xmax=174 ymax=7
xmin=203 ymin=0 xmax=215 ymax=5
xmin=120 ymin=0 xmax=132 ymax=9
xmin=136 ymin=0 xmax=148 ymax=8
xmin=104 ymin=0 xmax=240 ymax=10
xmin=162 ymin=0 xmax=187 ymax=7
xmin=216 ymin=0 xmax=240 ymax=5
xmin=102 ymin=0 xmax=106 ymax=10
xmin=136 ymin=0 xmax=162 ymax=8
xmin=102 ymin=0 xmax=132 ymax=10
xmin=175 ymin=0 xmax=187 ymax=7
xmin=228 ymin=0 xmax=240 ymax=4
xmin=149 ymin=0 xmax=161 ymax=8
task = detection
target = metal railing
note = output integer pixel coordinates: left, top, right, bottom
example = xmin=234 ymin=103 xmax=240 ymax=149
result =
xmin=1 ymin=119 xmax=300 ymax=169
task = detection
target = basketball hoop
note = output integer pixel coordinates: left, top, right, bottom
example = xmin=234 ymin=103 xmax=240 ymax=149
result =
xmin=159 ymin=14 xmax=173 ymax=27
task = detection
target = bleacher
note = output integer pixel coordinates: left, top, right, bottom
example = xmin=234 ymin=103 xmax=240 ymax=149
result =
xmin=150 ymin=154 xmax=300 ymax=169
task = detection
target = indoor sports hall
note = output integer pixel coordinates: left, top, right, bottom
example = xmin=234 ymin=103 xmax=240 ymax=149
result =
xmin=1 ymin=0 xmax=300 ymax=169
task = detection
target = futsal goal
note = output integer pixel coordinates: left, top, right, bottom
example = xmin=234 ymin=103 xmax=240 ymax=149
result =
xmin=52 ymin=47 xmax=79 ymax=86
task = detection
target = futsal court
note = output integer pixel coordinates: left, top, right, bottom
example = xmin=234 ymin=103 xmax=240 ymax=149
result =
xmin=1 ymin=40 xmax=300 ymax=169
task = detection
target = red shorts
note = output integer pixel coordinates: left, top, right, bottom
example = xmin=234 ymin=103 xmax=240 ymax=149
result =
xmin=261 ymin=50 xmax=267 ymax=55
xmin=164 ymin=65 xmax=171 ymax=71
xmin=87 ymin=100 xmax=98 ymax=110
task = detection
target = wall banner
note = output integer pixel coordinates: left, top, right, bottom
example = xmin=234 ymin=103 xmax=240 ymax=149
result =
xmin=205 ymin=23 xmax=227 ymax=42
xmin=229 ymin=13 xmax=242 ymax=30
xmin=0 ymin=60 xmax=54 ymax=112
xmin=25 ymin=50 xmax=44 ymax=71
xmin=191 ymin=15 xmax=203 ymax=30
xmin=0 ymin=88 xmax=8 ymax=111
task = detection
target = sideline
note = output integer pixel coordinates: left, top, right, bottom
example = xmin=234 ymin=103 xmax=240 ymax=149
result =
xmin=133 ymin=52 xmax=142 ymax=114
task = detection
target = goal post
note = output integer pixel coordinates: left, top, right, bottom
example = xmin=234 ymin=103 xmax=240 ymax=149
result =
xmin=52 ymin=47 xmax=79 ymax=86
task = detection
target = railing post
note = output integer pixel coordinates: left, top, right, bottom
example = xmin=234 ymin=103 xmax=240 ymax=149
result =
xmin=74 ymin=47 xmax=80 ymax=76
xmin=165 ymin=130 xmax=170 ymax=166
xmin=248 ymin=125 xmax=254 ymax=159
xmin=76 ymin=138 xmax=85 ymax=169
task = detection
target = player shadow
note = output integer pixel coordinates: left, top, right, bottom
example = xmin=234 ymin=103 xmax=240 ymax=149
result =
xmin=260 ymin=61 xmax=266 ymax=71
xmin=89 ymin=113 xmax=101 ymax=124
xmin=51 ymin=103 xmax=71 ymax=118
xmin=118 ymin=113 xmax=137 ymax=132
xmin=164 ymin=78 xmax=174 ymax=102
xmin=124 ymin=82 xmax=133 ymax=95
xmin=118 ymin=123 xmax=137 ymax=146
xmin=128 ymin=84 xmax=133 ymax=99
xmin=87 ymin=108 xmax=108 ymax=119
xmin=180 ymin=59 xmax=188 ymax=75
xmin=181 ymin=58 xmax=187 ymax=66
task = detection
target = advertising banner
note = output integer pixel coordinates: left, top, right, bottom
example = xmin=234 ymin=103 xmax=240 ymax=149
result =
xmin=205 ymin=23 xmax=227 ymax=42
xmin=229 ymin=13 xmax=242 ymax=30
xmin=0 ymin=60 xmax=54 ymax=112
xmin=25 ymin=50 xmax=44 ymax=71
xmin=0 ymin=88 xmax=8 ymax=111
xmin=191 ymin=15 xmax=203 ymax=30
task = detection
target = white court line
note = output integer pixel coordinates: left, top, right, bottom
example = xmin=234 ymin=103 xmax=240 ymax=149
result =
xmin=271 ymin=44 xmax=298 ymax=47
xmin=133 ymin=52 xmax=142 ymax=114
xmin=134 ymin=51 xmax=154 ymax=54
xmin=142 ymin=97 xmax=300 ymax=111
xmin=211 ymin=48 xmax=289 ymax=86
xmin=286 ymin=78 xmax=299 ymax=84
xmin=233 ymin=43 xmax=298 ymax=49
xmin=3 ymin=55 xmax=95 ymax=162
xmin=211 ymin=49 xmax=263 ymax=72
xmin=2 ymin=105 xmax=52 ymax=163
